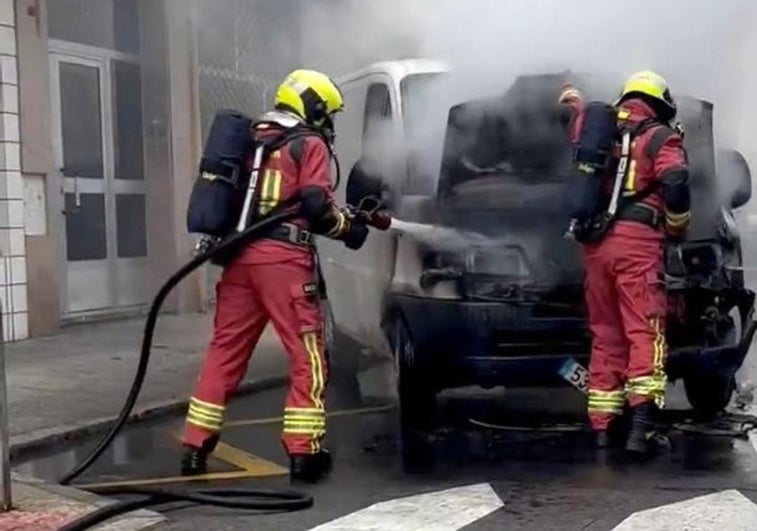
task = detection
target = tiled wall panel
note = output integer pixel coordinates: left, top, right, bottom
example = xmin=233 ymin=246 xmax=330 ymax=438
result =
xmin=0 ymin=1 xmax=27 ymax=341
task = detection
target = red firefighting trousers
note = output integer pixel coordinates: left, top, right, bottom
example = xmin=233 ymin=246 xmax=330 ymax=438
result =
xmin=182 ymin=257 xmax=327 ymax=455
xmin=583 ymin=230 xmax=667 ymax=431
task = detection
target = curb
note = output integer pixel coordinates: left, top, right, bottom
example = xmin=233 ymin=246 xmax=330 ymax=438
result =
xmin=10 ymin=375 xmax=288 ymax=461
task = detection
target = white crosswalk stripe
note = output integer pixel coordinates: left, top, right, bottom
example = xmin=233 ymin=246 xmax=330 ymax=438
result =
xmin=308 ymin=483 xmax=504 ymax=531
xmin=612 ymin=490 xmax=757 ymax=531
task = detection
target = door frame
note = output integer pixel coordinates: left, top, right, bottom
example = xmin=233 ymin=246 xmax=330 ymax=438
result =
xmin=357 ymin=74 xmax=402 ymax=354
xmin=327 ymin=72 xmax=400 ymax=352
xmin=49 ymin=39 xmax=147 ymax=320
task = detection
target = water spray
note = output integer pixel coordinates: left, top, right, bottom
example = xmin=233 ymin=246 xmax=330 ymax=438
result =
xmin=347 ymin=195 xmax=498 ymax=251
xmin=348 ymin=194 xmax=500 ymax=253
xmin=389 ymin=218 xmax=497 ymax=250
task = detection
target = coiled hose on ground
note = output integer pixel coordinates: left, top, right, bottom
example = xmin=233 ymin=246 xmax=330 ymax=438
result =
xmin=57 ymin=204 xmax=313 ymax=531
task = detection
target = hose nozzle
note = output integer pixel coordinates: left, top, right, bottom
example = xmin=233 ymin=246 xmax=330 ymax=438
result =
xmin=364 ymin=210 xmax=392 ymax=231
xmin=349 ymin=196 xmax=392 ymax=231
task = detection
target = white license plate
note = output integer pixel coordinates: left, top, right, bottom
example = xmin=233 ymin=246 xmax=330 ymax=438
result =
xmin=558 ymin=358 xmax=589 ymax=394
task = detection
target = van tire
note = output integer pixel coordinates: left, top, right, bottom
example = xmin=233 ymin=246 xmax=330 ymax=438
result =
xmin=392 ymin=317 xmax=437 ymax=473
xmin=683 ymin=316 xmax=739 ymax=419
xmin=684 ymin=374 xmax=735 ymax=419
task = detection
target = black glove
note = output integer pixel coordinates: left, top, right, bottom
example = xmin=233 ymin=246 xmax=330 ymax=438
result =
xmin=343 ymin=223 xmax=369 ymax=250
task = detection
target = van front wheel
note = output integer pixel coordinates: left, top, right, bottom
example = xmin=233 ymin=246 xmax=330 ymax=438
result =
xmin=684 ymin=373 xmax=735 ymax=419
xmin=392 ymin=317 xmax=437 ymax=473
xmin=683 ymin=316 xmax=739 ymax=419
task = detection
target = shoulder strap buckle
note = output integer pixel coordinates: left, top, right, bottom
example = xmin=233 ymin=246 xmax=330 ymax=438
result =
xmin=297 ymin=228 xmax=313 ymax=245
xmin=607 ymin=131 xmax=632 ymax=217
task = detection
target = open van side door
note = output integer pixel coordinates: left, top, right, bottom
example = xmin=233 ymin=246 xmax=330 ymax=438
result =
xmin=351 ymin=78 xmax=403 ymax=354
xmin=317 ymin=78 xmax=367 ymax=343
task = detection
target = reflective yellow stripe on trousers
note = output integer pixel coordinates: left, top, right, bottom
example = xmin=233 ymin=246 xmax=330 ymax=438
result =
xmin=303 ymin=332 xmax=325 ymax=410
xmin=626 ymin=317 xmax=667 ymax=408
xmin=587 ymin=389 xmax=625 ymax=415
xmin=283 ymin=407 xmax=325 ymax=453
xmin=187 ymin=397 xmax=226 ymax=432
xmin=283 ymin=332 xmax=326 ymax=453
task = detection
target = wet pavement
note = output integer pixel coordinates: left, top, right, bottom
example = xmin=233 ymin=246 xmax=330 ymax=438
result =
xmin=11 ymin=362 xmax=757 ymax=530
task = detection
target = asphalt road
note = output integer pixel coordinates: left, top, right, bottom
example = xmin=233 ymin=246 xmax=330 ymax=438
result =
xmin=13 ymin=361 xmax=757 ymax=531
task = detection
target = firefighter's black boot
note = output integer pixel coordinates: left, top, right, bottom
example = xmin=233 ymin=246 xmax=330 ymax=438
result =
xmin=180 ymin=435 xmax=219 ymax=476
xmin=290 ymin=449 xmax=333 ymax=484
xmin=625 ymin=402 xmax=658 ymax=457
xmin=595 ymin=414 xmax=630 ymax=449
xmin=594 ymin=430 xmax=611 ymax=449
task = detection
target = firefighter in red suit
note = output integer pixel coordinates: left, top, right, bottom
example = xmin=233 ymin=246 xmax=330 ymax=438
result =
xmin=559 ymin=71 xmax=691 ymax=455
xmin=181 ymin=69 xmax=369 ymax=482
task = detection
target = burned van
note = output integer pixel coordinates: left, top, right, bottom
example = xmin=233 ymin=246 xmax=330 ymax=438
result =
xmin=318 ymin=62 xmax=757 ymax=470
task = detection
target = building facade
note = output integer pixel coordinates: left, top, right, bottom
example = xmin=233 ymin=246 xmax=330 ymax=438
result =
xmin=3 ymin=0 xmax=302 ymax=341
xmin=6 ymin=0 xmax=757 ymax=343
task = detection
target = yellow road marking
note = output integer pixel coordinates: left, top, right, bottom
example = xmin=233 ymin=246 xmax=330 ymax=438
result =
xmin=76 ymin=406 xmax=393 ymax=490
xmin=224 ymin=404 xmax=395 ymax=428
xmin=211 ymin=441 xmax=288 ymax=475
xmin=77 ymin=470 xmax=259 ymax=490
xmin=78 ymin=439 xmax=288 ymax=490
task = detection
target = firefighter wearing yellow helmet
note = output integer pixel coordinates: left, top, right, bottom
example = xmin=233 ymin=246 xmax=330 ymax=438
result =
xmin=559 ymin=70 xmax=690 ymax=456
xmin=181 ymin=69 xmax=370 ymax=483
xmin=275 ymin=69 xmax=345 ymax=141
xmin=615 ymin=70 xmax=678 ymax=122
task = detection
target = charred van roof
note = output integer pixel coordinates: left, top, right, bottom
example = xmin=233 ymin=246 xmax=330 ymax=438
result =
xmin=336 ymin=59 xmax=448 ymax=87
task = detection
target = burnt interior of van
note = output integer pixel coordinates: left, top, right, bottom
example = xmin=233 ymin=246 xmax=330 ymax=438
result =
xmin=433 ymin=74 xmax=585 ymax=312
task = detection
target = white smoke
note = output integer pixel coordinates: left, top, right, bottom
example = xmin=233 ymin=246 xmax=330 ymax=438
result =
xmin=299 ymin=0 xmax=425 ymax=75
xmin=316 ymin=1 xmax=750 ymax=89
xmin=301 ymin=0 xmax=755 ymax=157
xmin=299 ymin=0 xmax=757 ymax=286
xmin=300 ymin=0 xmax=757 ymax=218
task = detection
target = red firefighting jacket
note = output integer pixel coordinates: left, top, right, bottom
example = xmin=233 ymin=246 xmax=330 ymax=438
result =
xmin=234 ymin=128 xmax=336 ymax=265
xmin=565 ymin=96 xmax=691 ymax=240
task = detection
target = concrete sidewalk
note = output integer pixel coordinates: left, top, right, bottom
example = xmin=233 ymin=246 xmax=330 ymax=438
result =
xmin=0 ymin=473 xmax=165 ymax=530
xmin=5 ymin=312 xmax=288 ymax=456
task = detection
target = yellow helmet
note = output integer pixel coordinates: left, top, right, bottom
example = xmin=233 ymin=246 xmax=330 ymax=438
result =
xmin=616 ymin=70 xmax=677 ymax=119
xmin=274 ymin=69 xmax=344 ymax=130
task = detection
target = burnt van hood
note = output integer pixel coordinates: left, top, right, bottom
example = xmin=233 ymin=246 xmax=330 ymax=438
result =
xmin=434 ymin=72 xmax=725 ymax=242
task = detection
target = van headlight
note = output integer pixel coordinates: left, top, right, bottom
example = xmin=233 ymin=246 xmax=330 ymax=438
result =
xmin=419 ymin=246 xmax=533 ymax=294
xmin=464 ymin=246 xmax=530 ymax=278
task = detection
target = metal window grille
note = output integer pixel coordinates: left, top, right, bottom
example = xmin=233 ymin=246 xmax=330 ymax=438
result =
xmin=192 ymin=0 xmax=302 ymax=304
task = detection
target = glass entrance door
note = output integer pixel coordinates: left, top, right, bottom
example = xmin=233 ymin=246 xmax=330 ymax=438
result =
xmin=50 ymin=52 xmax=148 ymax=316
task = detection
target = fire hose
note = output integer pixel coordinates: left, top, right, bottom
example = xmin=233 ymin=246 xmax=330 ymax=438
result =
xmin=57 ymin=197 xmax=391 ymax=531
